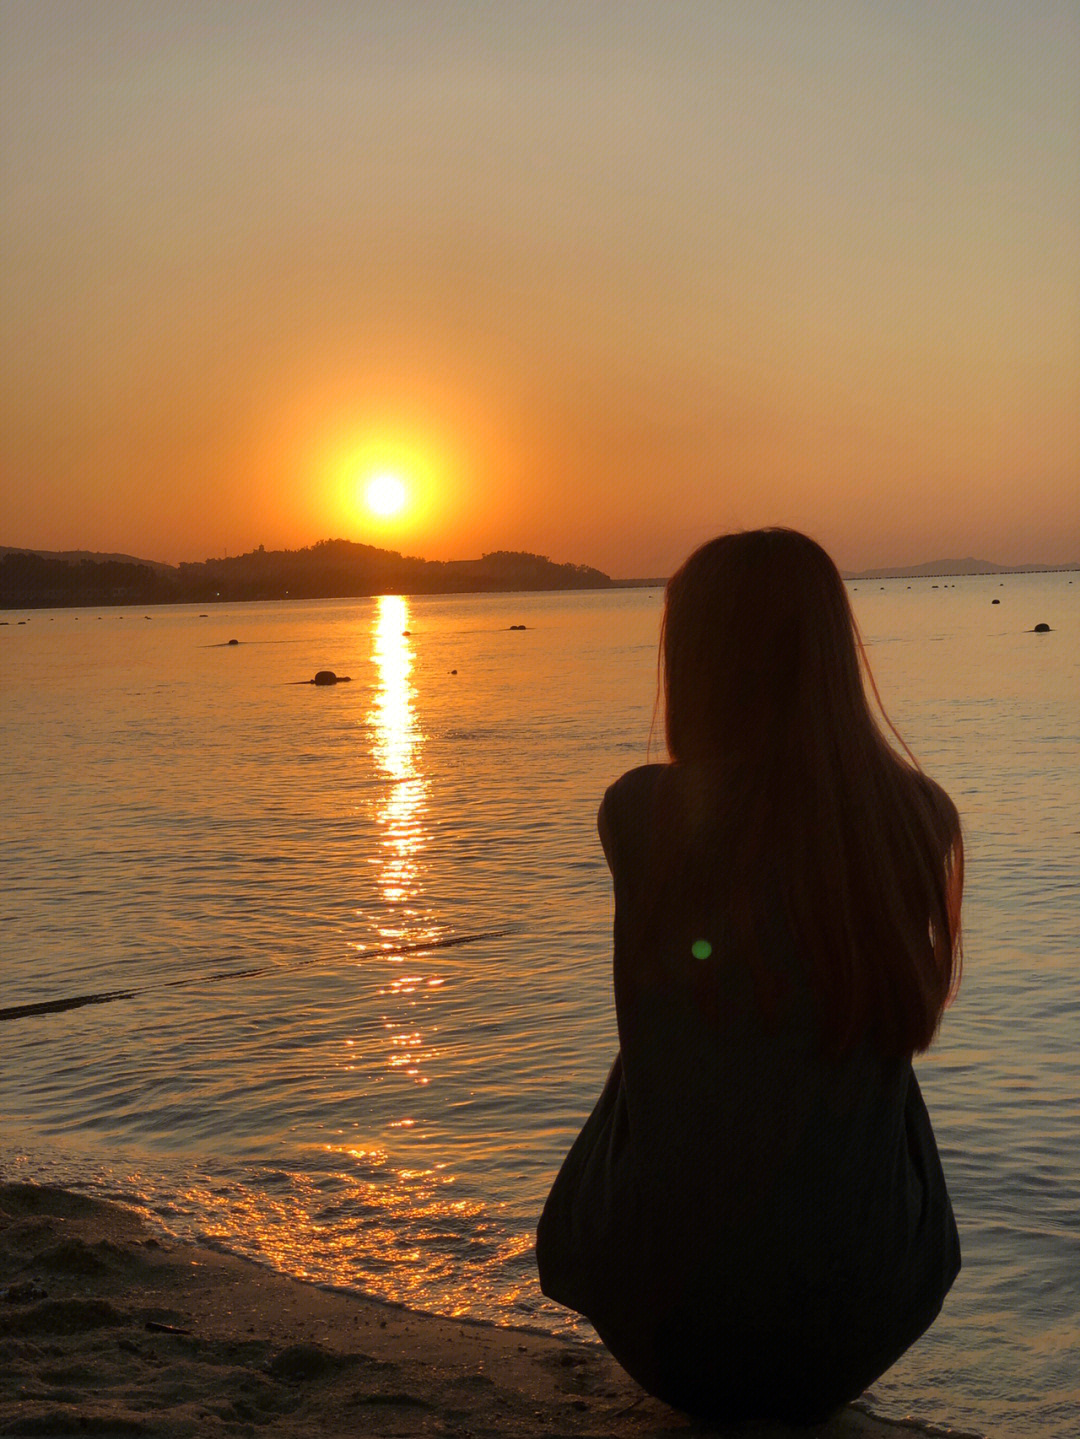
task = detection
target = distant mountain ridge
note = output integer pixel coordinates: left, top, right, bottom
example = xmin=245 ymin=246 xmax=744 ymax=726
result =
xmin=0 ymin=545 xmax=175 ymax=573
xmin=841 ymin=557 xmax=1079 ymax=579
xmin=0 ymin=539 xmax=614 ymax=608
xmin=2 ymin=541 xmax=1077 ymax=609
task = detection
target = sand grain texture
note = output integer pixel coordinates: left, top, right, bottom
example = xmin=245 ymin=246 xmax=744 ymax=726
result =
xmin=0 ymin=1182 xmax=957 ymax=1438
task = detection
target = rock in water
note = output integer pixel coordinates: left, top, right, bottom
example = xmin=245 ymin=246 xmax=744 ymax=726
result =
xmin=1033 ymin=623 xmax=1051 ymax=633
xmin=312 ymin=670 xmax=351 ymax=685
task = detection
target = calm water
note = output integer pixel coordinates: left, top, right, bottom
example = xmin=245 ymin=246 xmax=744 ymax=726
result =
xmin=2 ymin=577 xmax=1077 ymax=1438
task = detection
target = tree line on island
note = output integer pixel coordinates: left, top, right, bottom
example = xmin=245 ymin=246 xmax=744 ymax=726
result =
xmin=0 ymin=539 xmax=617 ymax=609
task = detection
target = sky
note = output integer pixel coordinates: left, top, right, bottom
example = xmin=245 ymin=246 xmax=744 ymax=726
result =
xmin=2 ymin=1 xmax=1077 ymax=577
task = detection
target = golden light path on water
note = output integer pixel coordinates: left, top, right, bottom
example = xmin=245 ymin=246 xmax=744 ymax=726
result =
xmin=364 ymin=595 xmax=440 ymax=1093
xmin=224 ymin=593 xmax=532 ymax=1317
xmin=369 ymin=593 xmax=427 ymax=915
xmin=351 ymin=597 xmax=535 ymax=1313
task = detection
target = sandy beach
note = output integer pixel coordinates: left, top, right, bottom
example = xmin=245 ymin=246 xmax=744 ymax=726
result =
xmin=0 ymin=1181 xmax=971 ymax=1439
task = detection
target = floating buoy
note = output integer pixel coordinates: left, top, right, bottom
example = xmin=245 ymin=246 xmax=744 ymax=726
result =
xmin=449 ymin=669 xmax=457 ymax=675
xmin=992 ymin=599 xmax=1000 ymax=604
xmin=402 ymin=630 xmax=411 ymax=636
xmin=311 ymin=670 xmax=351 ymax=685
xmin=509 ymin=624 xmax=527 ymax=630
xmin=1033 ymin=623 xmax=1051 ymax=633
xmin=228 ymin=638 xmax=240 ymax=645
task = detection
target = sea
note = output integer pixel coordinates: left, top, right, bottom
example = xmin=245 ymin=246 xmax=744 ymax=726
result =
xmin=2 ymin=575 xmax=1077 ymax=1438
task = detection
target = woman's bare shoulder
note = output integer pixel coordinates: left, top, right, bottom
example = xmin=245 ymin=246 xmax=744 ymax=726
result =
xmin=602 ymin=763 xmax=673 ymax=810
xmin=600 ymin=765 xmax=673 ymax=837
xmin=599 ymin=766 xmax=685 ymax=878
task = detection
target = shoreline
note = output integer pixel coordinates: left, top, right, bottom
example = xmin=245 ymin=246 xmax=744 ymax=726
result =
xmin=2 ymin=564 xmax=1077 ymax=614
xmin=0 ymin=1181 xmax=974 ymax=1438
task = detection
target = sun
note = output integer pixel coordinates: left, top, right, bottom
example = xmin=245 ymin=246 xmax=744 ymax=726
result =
xmin=364 ymin=472 xmax=408 ymax=518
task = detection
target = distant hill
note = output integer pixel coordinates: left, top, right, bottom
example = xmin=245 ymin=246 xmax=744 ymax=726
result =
xmin=0 ymin=545 xmax=175 ymax=574
xmin=0 ymin=540 xmax=615 ymax=608
xmin=843 ymin=557 xmax=1079 ymax=579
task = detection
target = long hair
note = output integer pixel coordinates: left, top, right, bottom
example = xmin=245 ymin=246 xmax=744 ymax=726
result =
xmin=660 ymin=528 xmax=962 ymax=1058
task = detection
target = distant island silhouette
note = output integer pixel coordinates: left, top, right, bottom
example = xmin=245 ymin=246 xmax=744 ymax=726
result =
xmin=842 ymin=556 xmax=1078 ymax=580
xmin=0 ymin=540 xmax=634 ymax=609
xmin=0 ymin=539 xmax=1074 ymax=610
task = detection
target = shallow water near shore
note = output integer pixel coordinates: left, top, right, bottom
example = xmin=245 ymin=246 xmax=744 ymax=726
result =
xmin=2 ymin=575 xmax=1078 ymax=1437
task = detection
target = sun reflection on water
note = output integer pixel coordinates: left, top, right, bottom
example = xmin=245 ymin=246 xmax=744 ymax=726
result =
xmin=359 ymin=597 xmax=440 ymax=1093
xmin=295 ymin=597 xmax=532 ymax=1316
xmin=369 ymin=594 xmax=427 ymax=915
xmin=170 ymin=1156 xmax=531 ymax=1315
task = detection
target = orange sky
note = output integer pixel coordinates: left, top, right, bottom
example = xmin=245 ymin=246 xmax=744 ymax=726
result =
xmin=2 ymin=1 xmax=1077 ymax=577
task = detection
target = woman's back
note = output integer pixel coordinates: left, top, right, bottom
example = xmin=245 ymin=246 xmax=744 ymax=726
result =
xmin=537 ymin=765 xmax=960 ymax=1423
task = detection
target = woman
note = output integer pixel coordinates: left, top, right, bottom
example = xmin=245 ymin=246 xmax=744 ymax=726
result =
xmin=536 ymin=529 xmax=963 ymax=1425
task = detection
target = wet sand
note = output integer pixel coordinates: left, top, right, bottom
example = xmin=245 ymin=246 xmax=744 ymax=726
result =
xmin=1 ymin=1182 xmax=964 ymax=1438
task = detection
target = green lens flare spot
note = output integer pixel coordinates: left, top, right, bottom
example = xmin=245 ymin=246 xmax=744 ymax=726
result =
xmin=691 ymin=939 xmax=712 ymax=960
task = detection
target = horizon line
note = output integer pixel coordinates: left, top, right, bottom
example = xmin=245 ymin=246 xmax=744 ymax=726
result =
xmin=2 ymin=538 xmax=1079 ymax=585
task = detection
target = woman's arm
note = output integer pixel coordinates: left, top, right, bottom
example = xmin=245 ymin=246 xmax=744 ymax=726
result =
xmin=597 ymin=796 xmax=616 ymax=875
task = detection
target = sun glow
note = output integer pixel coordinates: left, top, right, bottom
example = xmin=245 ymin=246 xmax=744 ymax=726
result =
xmin=315 ymin=411 xmax=465 ymax=545
xmin=364 ymin=473 xmax=408 ymax=517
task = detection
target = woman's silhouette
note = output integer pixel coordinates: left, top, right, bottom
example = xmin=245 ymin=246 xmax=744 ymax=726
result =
xmin=537 ymin=528 xmax=963 ymax=1425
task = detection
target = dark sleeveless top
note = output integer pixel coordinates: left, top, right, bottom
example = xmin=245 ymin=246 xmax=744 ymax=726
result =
xmin=536 ymin=764 xmax=960 ymax=1423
